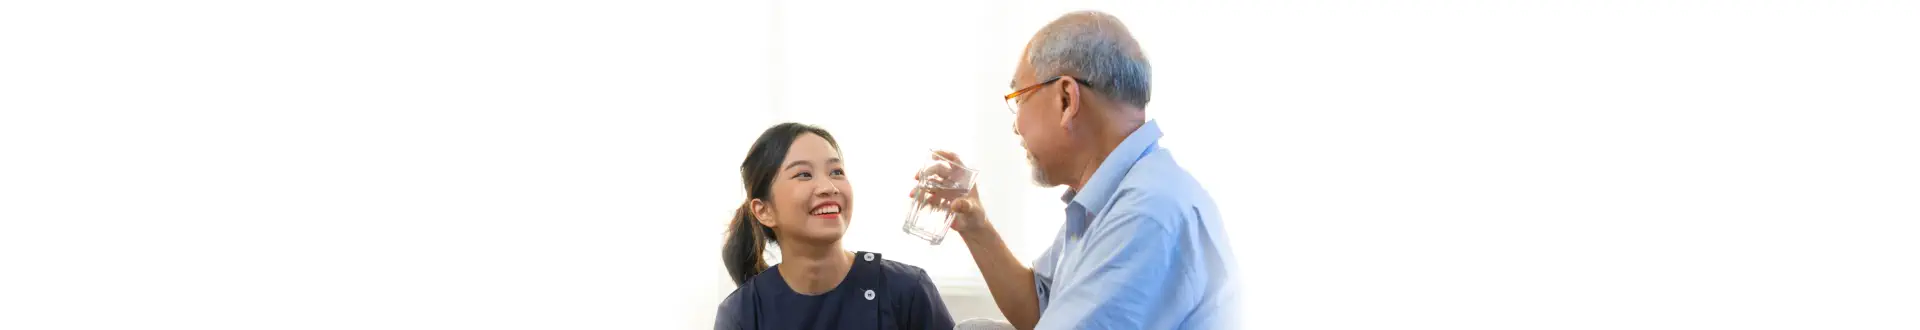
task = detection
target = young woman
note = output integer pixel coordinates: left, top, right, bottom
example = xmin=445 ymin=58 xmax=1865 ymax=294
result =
xmin=716 ymin=123 xmax=955 ymax=330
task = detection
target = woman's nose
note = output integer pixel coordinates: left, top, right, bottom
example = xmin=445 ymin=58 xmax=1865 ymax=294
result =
xmin=814 ymin=181 xmax=842 ymax=196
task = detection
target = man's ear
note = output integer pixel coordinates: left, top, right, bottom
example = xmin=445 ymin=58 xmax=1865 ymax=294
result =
xmin=750 ymin=198 xmax=777 ymax=229
xmin=1058 ymin=77 xmax=1081 ymax=131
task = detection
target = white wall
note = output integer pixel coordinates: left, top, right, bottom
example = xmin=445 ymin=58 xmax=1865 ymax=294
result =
xmin=3 ymin=1 xmax=1917 ymax=329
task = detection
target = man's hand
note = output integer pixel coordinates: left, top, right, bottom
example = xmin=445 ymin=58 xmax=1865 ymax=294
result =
xmin=912 ymin=150 xmax=1039 ymax=329
xmin=910 ymin=150 xmax=990 ymax=237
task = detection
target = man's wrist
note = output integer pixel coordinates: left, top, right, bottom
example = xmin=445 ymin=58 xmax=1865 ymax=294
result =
xmin=959 ymin=217 xmax=998 ymax=245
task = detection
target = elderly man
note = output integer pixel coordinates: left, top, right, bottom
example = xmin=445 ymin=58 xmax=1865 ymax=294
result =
xmin=921 ymin=10 xmax=1239 ymax=330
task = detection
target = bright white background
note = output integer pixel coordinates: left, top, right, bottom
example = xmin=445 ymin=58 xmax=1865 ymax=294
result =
xmin=3 ymin=1 xmax=1917 ymax=329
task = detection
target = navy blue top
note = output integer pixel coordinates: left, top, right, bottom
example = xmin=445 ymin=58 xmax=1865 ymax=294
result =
xmin=715 ymin=252 xmax=954 ymax=330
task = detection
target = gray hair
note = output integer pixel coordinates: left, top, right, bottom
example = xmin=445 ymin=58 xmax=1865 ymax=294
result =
xmin=1027 ymin=11 xmax=1152 ymax=109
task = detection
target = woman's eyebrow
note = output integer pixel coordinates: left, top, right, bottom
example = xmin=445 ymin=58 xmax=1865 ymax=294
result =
xmin=784 ymin=158 xmax=840 ymax=171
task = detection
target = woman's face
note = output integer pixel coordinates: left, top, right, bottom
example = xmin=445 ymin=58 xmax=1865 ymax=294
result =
xmin=753 ymin=133 xmax=853 ymax=244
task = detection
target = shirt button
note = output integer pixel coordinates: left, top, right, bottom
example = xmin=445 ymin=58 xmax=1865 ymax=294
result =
xmin=863 ymin=289 xmax=875 ymax=300
xmin=863 ymin=253 xmax=875 ymax=261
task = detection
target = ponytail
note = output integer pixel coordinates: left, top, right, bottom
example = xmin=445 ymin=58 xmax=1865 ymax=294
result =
xmin=722 ymin=202 xmax=773 ymax=286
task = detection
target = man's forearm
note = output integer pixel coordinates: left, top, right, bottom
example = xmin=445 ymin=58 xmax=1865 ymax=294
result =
xmin=961 ymin=221 xmax=1041 ymax=330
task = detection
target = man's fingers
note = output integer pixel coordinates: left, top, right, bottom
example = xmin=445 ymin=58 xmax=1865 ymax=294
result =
xmin=933 ymin=150 xmax=965 ymax=165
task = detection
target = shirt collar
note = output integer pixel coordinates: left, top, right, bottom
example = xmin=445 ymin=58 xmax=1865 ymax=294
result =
xmin=1061 ymin=120 xmax=1164 ymax=214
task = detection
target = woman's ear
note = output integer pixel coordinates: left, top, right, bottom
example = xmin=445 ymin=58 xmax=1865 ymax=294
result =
xmin=750 ymin=198 xmax=777 ymax=229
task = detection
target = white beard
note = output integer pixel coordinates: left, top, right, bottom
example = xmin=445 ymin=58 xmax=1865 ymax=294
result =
xmin=1027 ymin=153 xmax=1053 ymax=187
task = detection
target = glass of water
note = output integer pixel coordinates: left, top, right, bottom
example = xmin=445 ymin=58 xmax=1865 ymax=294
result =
xmin=903 ymin=151 xmax=977 ymax=245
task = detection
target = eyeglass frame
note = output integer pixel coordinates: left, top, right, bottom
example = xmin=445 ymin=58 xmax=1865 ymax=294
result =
xmin=1003 ymin=76 xmax=1085 ymax=115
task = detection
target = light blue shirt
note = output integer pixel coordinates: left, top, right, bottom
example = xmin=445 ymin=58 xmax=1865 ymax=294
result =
xmin=1031 ymin=120 xmax=1240 ymax=329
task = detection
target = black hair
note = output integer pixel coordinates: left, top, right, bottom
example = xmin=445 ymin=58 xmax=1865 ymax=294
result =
xmin=723 ymin=122 xmax=841 ymax=286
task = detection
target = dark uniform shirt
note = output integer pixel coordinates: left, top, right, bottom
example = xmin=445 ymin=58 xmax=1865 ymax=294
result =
xmin=715 ymin=252 xmax=955 ymax=330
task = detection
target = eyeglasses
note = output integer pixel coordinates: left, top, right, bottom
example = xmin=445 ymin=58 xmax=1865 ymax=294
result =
xmin=1003 ymin=76 xmax=1067 ymax=115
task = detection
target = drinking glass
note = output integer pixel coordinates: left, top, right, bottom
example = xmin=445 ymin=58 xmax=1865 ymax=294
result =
xmin=903 ymin=152 xmax=977 ymax=245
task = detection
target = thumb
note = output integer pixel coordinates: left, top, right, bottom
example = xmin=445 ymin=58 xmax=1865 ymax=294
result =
xmin=951 ymin=198 xmax=975 ymax=214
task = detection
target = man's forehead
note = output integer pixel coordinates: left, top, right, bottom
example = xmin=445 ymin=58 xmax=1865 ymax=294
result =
xmin=1014 ymin=39 xmax=1036 ymax=69
xmin=1010 ymin=49 xmax=1033 ymax=87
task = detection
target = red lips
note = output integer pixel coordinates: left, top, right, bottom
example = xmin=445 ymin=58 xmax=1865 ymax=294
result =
xmin=809 ymin=201 xmax=842 ymax=219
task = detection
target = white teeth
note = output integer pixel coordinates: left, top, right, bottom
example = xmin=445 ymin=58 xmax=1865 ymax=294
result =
xmin=812 ymin=205 xmax=840 ymax=215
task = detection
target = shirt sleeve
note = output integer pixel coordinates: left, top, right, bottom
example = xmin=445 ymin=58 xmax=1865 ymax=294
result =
xmin=1033 ymin=239 xmax=1060 ymax=313
xmin=900 ymin=267 xmax=956 ymax=330
xmin=1033 ymin=209 xmax=1193 ymax=330
xmin=714 ymin=288 xmax=750 ymax=330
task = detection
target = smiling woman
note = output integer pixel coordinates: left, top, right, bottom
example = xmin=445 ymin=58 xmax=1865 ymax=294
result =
xmin=721 ymin=123 xmax=853 ymax=286
xmin=715 ymin=123 xmax=956 ymax=329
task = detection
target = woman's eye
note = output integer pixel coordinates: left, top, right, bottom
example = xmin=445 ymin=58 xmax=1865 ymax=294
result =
xmin=830 ymin=169 xmax=846 ymax=176
xmin=793 ymin=172 xmax=812 ymax=180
